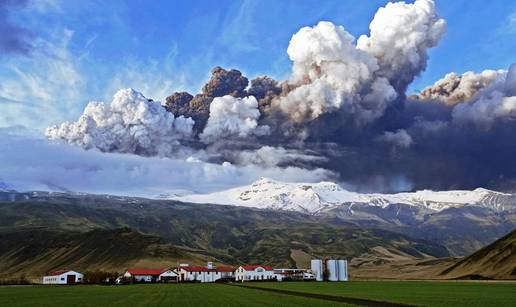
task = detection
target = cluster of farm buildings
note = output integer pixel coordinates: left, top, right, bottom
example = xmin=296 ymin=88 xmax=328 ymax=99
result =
xmin=42 ymin=259 xmax=348 ymax=285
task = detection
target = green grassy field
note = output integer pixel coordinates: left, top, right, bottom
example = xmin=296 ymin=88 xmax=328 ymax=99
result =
xmin=0 ymin=284 xmax=349 ymax=307
xmin=250 ymin=281 xmax=516 ymax=307
xmin=1 ymin=281 xmax=515 ymax=306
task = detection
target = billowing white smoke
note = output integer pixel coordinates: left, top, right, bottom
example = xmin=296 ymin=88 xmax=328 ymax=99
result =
xmin=277 ymin=21 xmax=397 ymax=123
xmin=277 ymin=0 xmax=445 ymax=124
xmin=452 ymin=64 xmax=516 ymax=128
xmin=46 ymin=88 xmax=194 ymax=156
xmin=357 ymin=0 xmax=446 ymax=92
xmin=415 ymin=70 xmax=505 ymax=105
xmin=200 ymin=95 xmax=269 ymax=143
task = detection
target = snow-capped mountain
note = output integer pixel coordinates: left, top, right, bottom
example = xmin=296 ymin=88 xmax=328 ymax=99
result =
xmin=176 ymin=177 xmax=516 ymax=214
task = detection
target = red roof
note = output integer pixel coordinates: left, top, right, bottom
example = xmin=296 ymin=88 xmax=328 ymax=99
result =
xmin=180 ymin=266 xmax=208 ymax=272
xmin=216 ymin=266 xmax=235 ymax=272
xmin=126 ymin=268 xmax=167 ymax=275
xmin=46 ymin=270 xmax=72 ymax=276
xmin=241 ymin=265 xmax=274 ymax=271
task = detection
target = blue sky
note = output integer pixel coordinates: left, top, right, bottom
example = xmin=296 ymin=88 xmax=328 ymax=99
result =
xmin=0 ymin=0 xmax=515 ymax=131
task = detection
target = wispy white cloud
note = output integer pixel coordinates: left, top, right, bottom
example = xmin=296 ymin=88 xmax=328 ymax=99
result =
xmin=496 ymin=8 xmax=516 ymax=35
xmin=508 ymin=10 xmax=516 ymax=33
xmin=0 ymin=28 xmax=84 ymax=129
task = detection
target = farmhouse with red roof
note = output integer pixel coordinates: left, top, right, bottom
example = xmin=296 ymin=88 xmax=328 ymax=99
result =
xmin=177 ymin=262 xmax=235 ymax=282
xmin=123 ymin=268 xmax=178 ymax=283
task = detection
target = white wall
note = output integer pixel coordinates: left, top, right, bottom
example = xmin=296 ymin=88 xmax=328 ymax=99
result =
xmin=42 ymin=271 xmax=83 ymax=285
xmin=179 ymin=269 xmax=222 ymax=283
xmin=235 ymin=266 xmax=275 ymax=281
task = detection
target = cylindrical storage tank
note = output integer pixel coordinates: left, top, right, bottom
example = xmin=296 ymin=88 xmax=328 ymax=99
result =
xmin=327 ymin=260 xmax=338 ymax=281
xmin=337 ymin=260 xmax=348 ymax=281
xmin=310 ymin=259 xmax=323 ymax=281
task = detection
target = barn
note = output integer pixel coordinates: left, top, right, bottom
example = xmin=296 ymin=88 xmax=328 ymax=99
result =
xmin=42 ymin=270 xmax=83 ymax=285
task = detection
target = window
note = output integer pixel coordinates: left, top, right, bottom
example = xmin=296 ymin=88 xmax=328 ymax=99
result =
xmin=61 ymin=277 xmax=65 ymax=281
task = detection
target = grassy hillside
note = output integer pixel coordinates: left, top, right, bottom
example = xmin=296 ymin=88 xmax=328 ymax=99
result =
xmin=0 ymin=228 xmax=211 ymax=280
xmin=0 ymin=195 xmax=451 ymax=278
xmin=439 ymin=229 xmax=516 ymax=279
xmin=350 ymin=229 xmax=516 ymax=280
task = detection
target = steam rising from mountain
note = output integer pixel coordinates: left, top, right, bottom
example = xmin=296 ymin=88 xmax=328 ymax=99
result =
xmin=200 ymin=95 xmax=269 ymax=143
xmin=42 ymin=0 xmax=516 ymax=193
xmin=356 ymin=0 xmax=446 ymax=93
xmin=46 ymin=89 xmax=194 ymax=156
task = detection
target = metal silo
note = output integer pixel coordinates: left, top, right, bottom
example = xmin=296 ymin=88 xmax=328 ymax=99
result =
xmin=337 ymin=260 xmax=348 ymax=281
xmin=326 ymin=260 xmax=338 ymax=281
xmin=310 ymin=259 xmax=323 ymax=281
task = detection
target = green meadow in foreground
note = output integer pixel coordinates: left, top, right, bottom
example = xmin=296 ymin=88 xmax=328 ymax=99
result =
xmin=251 ymin=281 xmax=516 ymax=307
xmin=0 ymin=283 xmax=348 ymax=307
xmin=1 ymin=281 xmax=515 ymax=307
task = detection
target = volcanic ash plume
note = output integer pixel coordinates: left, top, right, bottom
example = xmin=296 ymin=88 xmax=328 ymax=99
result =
xmin=452 ymin=64 xmax=516 ymax=128
xmin=357 ymin=0 xmax=446 ymax=93
xmin=376 ymin=129 xmax=413 ymax=148
xmin=165 ymin=67 xmax=250 ymax=132
xmin=275 ymin=0 xmax=445 ymax=124
xmin=276 ymin=21 xmax=397 ymax=124
xmin=200 ymin=95 xmax=269 ymax=143
xmin=46 ymin=88 xmax=194 ymax=156
xmin=414 ymin=70 xmax=505 ymax=105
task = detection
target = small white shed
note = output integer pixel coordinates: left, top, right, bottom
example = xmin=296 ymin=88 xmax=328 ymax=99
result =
xmin=43 ymin=270 xmax=83 ymax=285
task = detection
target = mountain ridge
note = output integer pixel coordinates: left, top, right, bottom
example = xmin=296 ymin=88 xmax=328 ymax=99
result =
xmin=176 ymin=177 xmax=516 ymax=214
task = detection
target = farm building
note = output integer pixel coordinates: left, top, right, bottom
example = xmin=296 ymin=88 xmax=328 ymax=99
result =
xmin=123 ymin=268 xmax=178 ymax=283
xmin=235 ymin=265 xmax=275 ymax=281
xmin=177 ymin=262 xmax=235 ymax=283
xmin=42 ymin=270 xmax=83 ymax=285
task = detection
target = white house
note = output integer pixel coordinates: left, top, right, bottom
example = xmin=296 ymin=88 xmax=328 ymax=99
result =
xmin=177 ymin=263 xmax=234 ymax=283
xmin=43 ymin=270 xmax=83 ymax=285
xmin=158 ymin=269 xmax=179 ymax=282
xmin=123 ymin=268 xmax=177 ymax=283
xmin=235 ymin=265 xmax=275 ymax=281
